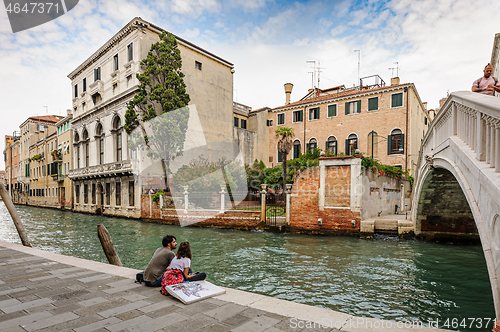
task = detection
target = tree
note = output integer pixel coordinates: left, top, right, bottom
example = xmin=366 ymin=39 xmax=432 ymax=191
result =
xmin=125 ymin=31 xmax=191 ymax=191
xmin=275 ymin=127 xmax=294 ymax=191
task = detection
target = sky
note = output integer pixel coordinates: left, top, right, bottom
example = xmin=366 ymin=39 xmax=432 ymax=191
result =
xmin=0 ymin=0 xmax=499 ymax=170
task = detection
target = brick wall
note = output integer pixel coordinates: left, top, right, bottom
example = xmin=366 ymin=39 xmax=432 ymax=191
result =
xmin=324 ymin=165 xmax=350 ymax=207
xmin=290 ymin=166 xmax=360 ymax=235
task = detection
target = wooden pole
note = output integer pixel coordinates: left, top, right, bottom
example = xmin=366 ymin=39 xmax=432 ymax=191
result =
xmin=0 ymin=182 xmax=31 ymax=247
xmin=97 ymin=224 xmax=122 ymax=266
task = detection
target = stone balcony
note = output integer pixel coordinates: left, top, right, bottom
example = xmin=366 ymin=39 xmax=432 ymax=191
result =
xmin=89 ymin=80 xmax=104 ymax=97
xmin=68 ymin=160 xmax=133 ymax=180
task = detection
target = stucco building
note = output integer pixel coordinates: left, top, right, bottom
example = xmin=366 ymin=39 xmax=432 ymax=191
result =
xmin=67 ymin=17 xmax=234 ymax=217
xmin=266 ymin=78 xmax=431 ymax=175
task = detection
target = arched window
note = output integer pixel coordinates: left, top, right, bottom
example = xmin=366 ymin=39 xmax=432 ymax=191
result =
xmin=96 ymin=123 xmax=104 ymax=165
xmin=74 ymin=133 xmax=80 ymax=168
xmin=293 ymin=140 xmax=301 ymax=159
xmin=307 ymin=138 xmax=317 ymax=154
xmin=82 ymin=129 xmax=89 ymax=167
xmin=345 ymin=133 xmax=358 ymax=155
xmin=367 ymin=131 xmax=378 ymax=158
xmin=388 ymin=129 xmax=404 ymax=155
xmin=326 ymin=136 xmax=337 ymax=155
xmin=113 ymin=117 xmax=122 ymax=162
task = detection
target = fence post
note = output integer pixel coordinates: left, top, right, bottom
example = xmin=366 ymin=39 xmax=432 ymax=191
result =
xmin=183 ymin=186 xmax=189 ymax=213
xmin=0 ymin=182 xmax=31 ymax=247
xmin=285 ymin=183 xmax=292 ymax=226
xmin=97 ymin=224 xmax=122 ymax=266
xmin=220 ymin=185 xmax=226 ymax=213
xmin=260 ymin=184 xmax=267 ymax=223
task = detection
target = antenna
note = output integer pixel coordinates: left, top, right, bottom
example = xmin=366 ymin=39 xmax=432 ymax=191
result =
xmin=354 ymin=50 xmax=360 ymax=88
xmin=44 ymin=106 xmax=48 ymax=114
xmin=306 ymin=60 xmax=317 ymax=88
xmin=317 ymin=60 xmax=326 ymax=89
xmin=394 ymin=62 xmax=400 ymax=77
xmin=389 ymin=67 xmax=396 ymax=77
xmin=308 ymin=71 xmax=314 ymax=89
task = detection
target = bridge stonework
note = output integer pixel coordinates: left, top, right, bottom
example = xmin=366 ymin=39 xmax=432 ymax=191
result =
xmin=412 ymin=91 xmax=500 ymax=319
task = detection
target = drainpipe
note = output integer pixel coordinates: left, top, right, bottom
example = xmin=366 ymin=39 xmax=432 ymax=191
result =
xmin=405 ymin=87 xmax=408 ymax=172
xmin=303 ymin=108 xmax=306 ymax=154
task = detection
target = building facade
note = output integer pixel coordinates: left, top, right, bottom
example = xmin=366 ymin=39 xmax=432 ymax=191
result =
xmin=3 ymin=134 xmax=21 ymax=200
xmin=266 ymin=78 xmax=431 ymax=175
xmin=67 ymin=17 xmax=234 ymax=217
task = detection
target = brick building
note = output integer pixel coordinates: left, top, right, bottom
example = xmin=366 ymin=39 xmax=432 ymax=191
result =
xmin=266 ymin=78 xmax=431 ymax=175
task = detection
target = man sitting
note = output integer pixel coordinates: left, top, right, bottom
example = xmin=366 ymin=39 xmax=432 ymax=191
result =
xmin=143 ymin=235 xmax=177 ymax=287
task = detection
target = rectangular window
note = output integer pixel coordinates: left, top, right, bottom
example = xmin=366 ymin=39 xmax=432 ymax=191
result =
xmin=345 ymin=100 xmax=361 ymax=114
xmin=327 ymin=105 xmax=337 ymax=118
xmin=277 ymin=150 xmax=283 ymax=163
xmin=116 ymin=182 xmax=121 ymax=206
xmin=84 ymin=184 xmax=88 ymax=204
xmin=241 ymin=119 xmax=247 ymax=129
xmin=83 ymin=78 xmax=86 ymax=92
xmin=277 ymin=113 xmax=285 ymax=125
xmin=127 ymin=43 xmax=133 ymax=62
xmin=267 ymin=120 xmax=273 ymax=126
xmin=74 ymin=84 xmax=78 ymax=98
xmin=129 ymin=181 xmax=134 ymax=206
xmin=106 ymin=183 xmax=110 ymax=205
xmin=391 ymin=93 xmax=403 ymax=108
xmin=94 ymin=67 xmax=101 ymax=81
xmin=99 ymin=138 xmax=104 ymax=165
xmin=234 ymin=117 xmax=239 ymax=127
xmin=293 ymin=110 xmax=303 ymax=123
xmin=113 ymin=54 xmax=118 ymax=71
xmin=92 ymin=184 xmax=96 ymax=204
xmin=195 ymin=61 xmax=202 ymax=70
xmin=309 ymin=107 xmax=320 ymax=120
xmin=388 ymin=134 xmax=405 ymax=155
xmin=368 ymin=97 xmax=378 ymax=111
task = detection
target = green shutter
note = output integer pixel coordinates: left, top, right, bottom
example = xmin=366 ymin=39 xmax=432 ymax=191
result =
xmin=345 ymin=139 xmax=349 ymax=154
xmin=299 ymin=110 xmax=303 ymax=121
xmin=345 ymin=102 xmax=349 ymax=115
xmin=356 ymin=100 xmax=361 ymax=113
xmin=400 ymin=134 xmax=405 ymax=154
xmin=387 ymin=135 xmax=392 ymax=155
xmin=328 ymin=105 xmax=337 ymax=117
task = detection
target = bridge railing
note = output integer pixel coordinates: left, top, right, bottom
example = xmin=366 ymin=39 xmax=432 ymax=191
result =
xmin=422 ymin=91 xmax=500 ymax=172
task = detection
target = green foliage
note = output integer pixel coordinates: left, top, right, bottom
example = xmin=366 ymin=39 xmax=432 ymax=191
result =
xmin=30 ymin=154 xmax=42 ymax=161
xmin=125 ymin=31 xmax=191 ymax=174
xmin=362 ymin=157 xmax=414 ymax=187
xmin=152 ymin=191 xmax=164 ymax=203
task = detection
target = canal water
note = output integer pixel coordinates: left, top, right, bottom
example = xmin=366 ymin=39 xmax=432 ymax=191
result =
xmin=0 ymin=203 xmax=494 ymax=331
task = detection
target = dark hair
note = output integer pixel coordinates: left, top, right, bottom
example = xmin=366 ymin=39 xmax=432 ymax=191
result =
xmin=485 ymin=63 xmax=494 ymax=69
xmin=176 ymin=242 xmax=192 ymax=259
xmin=162 ymin=235 xmax=176 ymax=247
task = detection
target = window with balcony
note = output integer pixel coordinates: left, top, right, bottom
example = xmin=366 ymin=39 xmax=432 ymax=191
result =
xmin=96 ymin=123 xmax=104 ymax=165
xmin=94 ymin=67 xmax=101 ymax=81
xmin=113 ymin=117 xmax=122 ymax=162
xmin=388 ymin=129 xmax=404 ymax=155
xmin=83 ymin=129 xmax=89 ymax=167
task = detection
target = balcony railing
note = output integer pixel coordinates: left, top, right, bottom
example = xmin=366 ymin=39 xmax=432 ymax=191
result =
xmin=68 ymin=160 xmax=132 ymax=180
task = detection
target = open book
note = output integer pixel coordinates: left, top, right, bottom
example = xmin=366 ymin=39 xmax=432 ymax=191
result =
xmin=164 ymin=280 xmax=226 ymax=304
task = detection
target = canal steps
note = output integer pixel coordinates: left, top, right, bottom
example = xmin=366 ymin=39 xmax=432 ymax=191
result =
xmin=0 ymin=240 xmax=451 ymax=331
xmin=360 ymin=214 xmax=414 ymax=238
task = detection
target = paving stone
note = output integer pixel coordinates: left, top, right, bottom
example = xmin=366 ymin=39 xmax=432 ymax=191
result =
xmin=173 ymin=300 xmax=219 ymax=316
xmin=138 ymin=299 xmax=176 ymax=313
xmin=0 ymin=311 xmax=53 ymax=329
xmin=127 ymin=312 xmax=187 ymax=332
xmin=73 ymin=298 xmax=130 ymax=317
xmin=21 ymin=312 xmax=79 ymax=331
xmin=230 ymin=315 xmax=281 ymax=332
xmin=0 ymin=325 xmax=27 ymax=332
xmin=115 ymin=309 xmax=144 ymax=321
xmin=78 ymin=274 xmax=115 ymax=283
xmin=121 ymin=294 xmax=148 ymax=302
xmin=99 ymin=300 xmax=151 ymax=318
xmin=49 ymin=302 xmax=82 ymax=315
xmin=0 ymin=298 xmax=21 ymax=311
xmin=16 ymin=294 xmax=41 ymax=303
xmin=107 ymin=279 xmax=135 ymax=288
xmin=58 ymin=271 xmax=101 ymax=279
xmin=198 ymin=323 xmax=231 ymax=332
xmin=2 ymin=298 xmax=53 ymax=314
xmin=78 ymin=296 xmax=109 ymax=307
xmin=106 ymin=314 xmax=152 ymax=332
xmin=103 ymin=283 xmax=142 ymax=294
xmin=240 ymin=307 xmax=268 ymax=318
xmin=73 ymin=317 xmax=122 ymax=332
xmin=204 ymin=303 xmax=247 ymax=322
xmin=167 ymin=313 xmax=219 ymax=332
xmin=50 ymin=289 xmax=90 ymax=301
xmin=143 ymin=304 xmax=182 ymax=319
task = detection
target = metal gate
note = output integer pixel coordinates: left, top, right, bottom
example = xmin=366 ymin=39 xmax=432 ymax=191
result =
xmin=265 ymin=192 xmax=286 ymax=226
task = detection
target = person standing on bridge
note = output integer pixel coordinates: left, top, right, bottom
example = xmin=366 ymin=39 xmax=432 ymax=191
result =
xmin=472 ymin=63 xmax=499 ymax=96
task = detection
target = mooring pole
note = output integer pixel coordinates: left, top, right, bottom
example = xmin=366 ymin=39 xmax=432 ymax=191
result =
xmin=97 ymin=224 xmax=123 ymax=266
xmin=0 ymin=182 xmax=31 ymax=247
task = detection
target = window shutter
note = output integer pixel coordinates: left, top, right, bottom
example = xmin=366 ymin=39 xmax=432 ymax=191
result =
xmin=345 ymin=102 xmax=349 ymax=115
xmin=334 ymin=145 xmax=337 ymax=155
xmin=356 ymin=100 xmax=361 ymax=113
xmin=387 ymin=135 xmax=392 ymax=155
xmin=345 ymin=139 xmax=349 ymax=154
xmin=400 ymin=134 xmax=405 ymax=153
xmin=325 ymin=141 xmax=329 ymax=151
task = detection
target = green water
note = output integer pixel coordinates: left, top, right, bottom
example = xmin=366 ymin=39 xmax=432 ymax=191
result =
xmin=0 ymin=203 xmax=495 ymax=331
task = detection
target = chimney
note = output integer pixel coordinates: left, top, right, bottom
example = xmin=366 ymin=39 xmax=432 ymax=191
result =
xmin=422 ymin=102 xmax=427 ymax=110
xmin=439 ymin=97 xmax=447 ymax=108
xmin=391 ymin=77 xmax=400 ymax=85
xmin=284 ymin=83 xmax=293 ymax=105
xmin=67 ymin=109 xmax=72 ymax=116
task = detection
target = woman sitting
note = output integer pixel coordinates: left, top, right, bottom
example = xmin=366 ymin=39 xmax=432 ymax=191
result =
xmin=161 ymin=242 xmax=206 ymax=294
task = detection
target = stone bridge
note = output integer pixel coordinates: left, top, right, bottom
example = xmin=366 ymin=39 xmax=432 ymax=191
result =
xmin=412 ymin=91 xmax=500 ymax=318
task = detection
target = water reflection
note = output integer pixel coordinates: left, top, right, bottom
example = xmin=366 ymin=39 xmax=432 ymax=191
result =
xmin=0 ymin=203 xmax=494 ymax=331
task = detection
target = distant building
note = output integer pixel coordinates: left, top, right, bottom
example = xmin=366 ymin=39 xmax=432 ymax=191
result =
xmin=3 ymin=133 xmax=20 ymax=199
xmin=265 ymin=77 xmax=431 ymax=175
xmin=67 ymin=17 xmax=235 ymax=217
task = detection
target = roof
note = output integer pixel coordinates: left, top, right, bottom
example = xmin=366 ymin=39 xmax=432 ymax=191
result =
xmin=28 ymin=115 xmax=64 ymax=124
xmin=249 ymin=107 xmax=271 ymax=114
xmin=272 ymin=83 xmax=412 ymax=112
